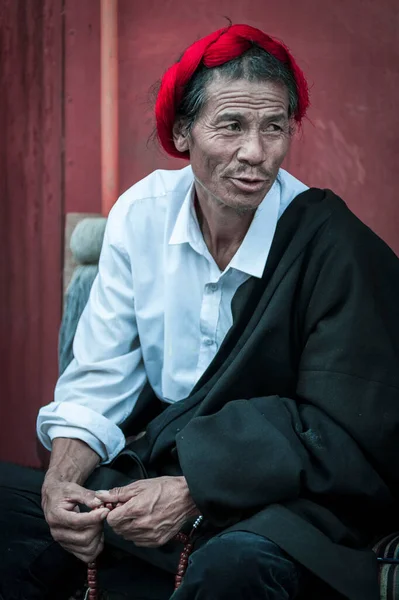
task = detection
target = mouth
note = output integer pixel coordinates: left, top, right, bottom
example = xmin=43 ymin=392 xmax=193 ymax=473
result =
xmin=229 ymin=177 xmax=268 ymax=193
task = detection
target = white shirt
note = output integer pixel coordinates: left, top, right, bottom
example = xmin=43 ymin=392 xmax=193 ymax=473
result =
xmin=37 ymin=166 xmax=308 ymax=464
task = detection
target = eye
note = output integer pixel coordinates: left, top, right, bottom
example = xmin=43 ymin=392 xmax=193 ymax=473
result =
xmin=225 ymin=122 xmax=241 ymax=132
xmin=265 ymin=124 xmax=283 ymax=133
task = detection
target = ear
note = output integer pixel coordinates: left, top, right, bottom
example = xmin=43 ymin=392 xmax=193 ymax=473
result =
xmin=172 ymin=120 xmax=190 ymax=153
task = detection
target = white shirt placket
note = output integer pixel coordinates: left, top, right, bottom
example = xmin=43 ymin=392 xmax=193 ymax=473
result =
xmin=197 ymin=277 xmax=223 ymax=377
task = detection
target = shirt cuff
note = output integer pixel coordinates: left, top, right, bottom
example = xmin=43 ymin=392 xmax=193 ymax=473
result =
xmin=36 ymin=402 xmax=126 ymax=464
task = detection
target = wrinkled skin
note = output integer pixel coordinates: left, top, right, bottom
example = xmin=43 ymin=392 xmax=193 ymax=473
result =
xmin=42 ymin=476 xmax=109 ymax=563
xmin=173 ymin=76 xmax=292 ymax=214
xmin=96 ymin=476 xmax=199 ymax=547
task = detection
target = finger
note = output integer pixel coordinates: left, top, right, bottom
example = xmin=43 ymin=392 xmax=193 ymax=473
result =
xmin=48 ymin=507 xmax=109 ymax=530
xmin=63 ymin=486 xmax=105 ymax=510
xmin=51 ymin=520 xmax=103 ymax=546
xmin=105 ymin=503 xmax=138 ymax=529
xmin=107 ymin=517 xmax=169 ymax=544
xmin=68 ymin=507 xmax=109 ymax=529
xmin=107 ymin=508 xmax=134 ymax=531
xmin=95 ymin=485 xmax=136 ymax=504
xmin=58 ymin=530 xmax=104 ymax=556
xmin=63 ymin=535 xmax=104 ymax=564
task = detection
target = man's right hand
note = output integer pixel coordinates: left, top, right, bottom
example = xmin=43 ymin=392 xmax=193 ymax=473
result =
xmin=42 ymin=475 xmax=109 ymax=563
xmin=41 ymin=437 xmax=105 ymax=563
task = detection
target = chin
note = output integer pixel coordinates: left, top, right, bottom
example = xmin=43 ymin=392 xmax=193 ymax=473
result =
xmin=225 ymin=189 xmax=266 ymax=210
xmin=221 ymin=181 xmax=272 ymax=210
xmin=233 ymin=201 xmax=261 ymax=214
xmin=220 ymin=196 xmax=262 ymax=214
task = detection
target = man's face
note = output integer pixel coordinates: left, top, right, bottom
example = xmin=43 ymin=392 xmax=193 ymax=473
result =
xmin=174 ymin=77 xmax=292 ymax=213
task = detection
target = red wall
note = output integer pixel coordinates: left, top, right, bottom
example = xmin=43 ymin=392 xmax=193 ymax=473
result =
xmin=66 ymin=0 xmax=399 ymax=253
xmin=0 ymin=0 xmax=63 ymax=467
xmin=1 ymin=0 xmax=398 ymax=467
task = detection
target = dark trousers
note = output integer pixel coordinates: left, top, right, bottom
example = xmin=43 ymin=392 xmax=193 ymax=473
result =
xmin=0 ymin=462 xmax=303 ymax=600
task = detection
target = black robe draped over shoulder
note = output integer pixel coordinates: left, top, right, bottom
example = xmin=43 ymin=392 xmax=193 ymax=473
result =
xmin=89 ymin=188 xmax=399 ymax=600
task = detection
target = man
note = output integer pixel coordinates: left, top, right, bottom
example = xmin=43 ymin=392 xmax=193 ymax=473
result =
xmin=1 ymin=23 xmax=399 ymax=600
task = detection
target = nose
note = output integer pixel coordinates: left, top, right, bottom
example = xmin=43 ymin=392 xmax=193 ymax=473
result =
xmin=236 ymin=133 xmax=264 ymax=165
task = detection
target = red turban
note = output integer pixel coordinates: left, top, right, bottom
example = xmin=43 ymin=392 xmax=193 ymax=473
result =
xmin=155 ymin=24 xmax=309 ymax=160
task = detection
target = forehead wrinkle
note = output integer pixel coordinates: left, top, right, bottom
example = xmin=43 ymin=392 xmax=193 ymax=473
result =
xmin=211 ymin=100 xmax=288 ymax=123
xmin=198 ymin=79 xmax=290 ymax=125
xmin=206 ymin=92 xmax=288 ymax=121
xmin=207 ymin=78 xmax=287 ymax=100
xmin=211 ymin=91 xmax=286 ymax=107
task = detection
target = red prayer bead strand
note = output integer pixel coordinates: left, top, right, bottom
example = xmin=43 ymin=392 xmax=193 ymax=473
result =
xmin=85 ymin=505 xmax=203 ymax=599
xmin=174 ymin=515 xmax=204 ymax=591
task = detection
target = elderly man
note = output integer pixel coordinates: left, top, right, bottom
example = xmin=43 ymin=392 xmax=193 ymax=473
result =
xmin=1 ymin=23 xmax=399 ymax=600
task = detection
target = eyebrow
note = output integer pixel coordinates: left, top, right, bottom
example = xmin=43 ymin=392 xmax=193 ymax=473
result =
xmin=214 ymin=111 xmax=288 ymax=124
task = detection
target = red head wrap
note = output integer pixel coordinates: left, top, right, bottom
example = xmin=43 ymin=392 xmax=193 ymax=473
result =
xmin=155 ymin=24 xmax=309 ymax=159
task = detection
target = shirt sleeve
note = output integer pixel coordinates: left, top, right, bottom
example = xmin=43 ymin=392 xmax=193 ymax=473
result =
xmin=36 ymin=200 xmax=147 ymax=464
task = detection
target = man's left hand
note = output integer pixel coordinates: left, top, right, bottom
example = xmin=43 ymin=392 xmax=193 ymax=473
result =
xmin=95 ymin=476 xmax=200 ymax=547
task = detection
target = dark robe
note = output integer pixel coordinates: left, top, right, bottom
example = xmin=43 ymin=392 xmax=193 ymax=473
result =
xmin=90 ymin=187 xmax=399 ymax=600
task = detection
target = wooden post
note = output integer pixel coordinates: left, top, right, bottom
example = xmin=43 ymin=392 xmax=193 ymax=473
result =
xmin=100 ymin=0 xmax=119 ymax=216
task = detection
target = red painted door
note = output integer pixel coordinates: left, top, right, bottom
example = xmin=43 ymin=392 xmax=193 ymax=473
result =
xmin=1 ymin=0 xmax=398 ymax=467
xmin=0 ymin=0 xmax=63 ymax=467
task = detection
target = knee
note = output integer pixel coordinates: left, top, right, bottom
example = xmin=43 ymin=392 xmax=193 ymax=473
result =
xmin=194 ymin=532 xmax=263 ymax=583
xmin=180 ymin=531 xmax=299 ymax=599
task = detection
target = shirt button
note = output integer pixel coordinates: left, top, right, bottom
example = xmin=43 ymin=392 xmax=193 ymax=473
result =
xmin=209 ymin=283 xmax=218 ymax=292
xmin=205 ymin=338 xmax=214 ymax=346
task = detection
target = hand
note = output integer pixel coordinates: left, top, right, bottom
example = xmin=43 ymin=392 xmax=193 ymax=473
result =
xmin=42 ymin=475 xmax=109 ymax=563
xmin=95 ymin=476 xmax=199 ymax=547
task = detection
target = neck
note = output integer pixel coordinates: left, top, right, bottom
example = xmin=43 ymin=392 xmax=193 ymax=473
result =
xmin=194 ymin=181 xmax=255 ymax=271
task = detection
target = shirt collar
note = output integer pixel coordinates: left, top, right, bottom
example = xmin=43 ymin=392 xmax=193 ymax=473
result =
xmin=169 ymin=175 xmax=282 ymax=279
xmin=168 ymin=182 xmax=198 ymax=246
xmin=229 ymin=177 xmax=281 ymax=278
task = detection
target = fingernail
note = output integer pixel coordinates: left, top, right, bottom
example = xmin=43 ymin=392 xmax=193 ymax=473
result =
xmin=92 ymin=497 xmax=103 ymax=506
xmin=95 ymin=490 xmax=108 ymax=494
